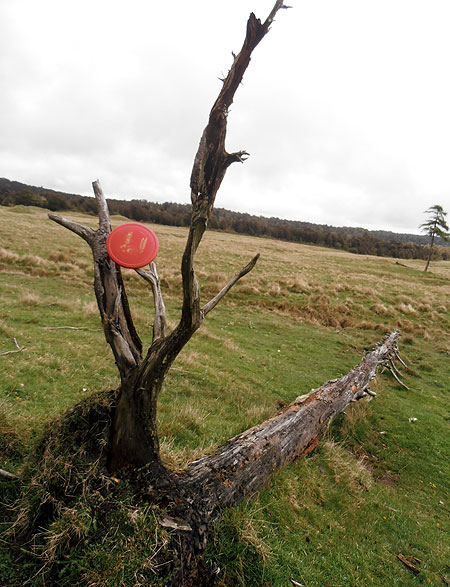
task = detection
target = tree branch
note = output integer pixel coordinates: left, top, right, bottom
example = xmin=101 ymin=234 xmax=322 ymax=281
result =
xmin=225 ymin=150 xmax=250 ymax=167
xmin=388 ymin=362 xmax=409 ymax=390
xmin=136 ymin=263 xmax=168 ymax=341
xmin=48 ymin=213 xmax=95 ymax=245
xmin=181 ymin=0 xmax=286 ymax=336
xmin=394 ymin=348 xmax=409 ymax=370
xmin=92 ymin=180 xmax=112 ymax=233
xmin=0 ymin=337 xmax=26 ymax=356
xmin=389 ymin=357 xmax=403 ymax=378
xmin=202 ymin=254 xmax=260 ymax=317
xmin=49 ymin=184 xmax=142 ymax=381
xmin=264 ymin=0 xmax=291 ymax=29
xmin=0 ymin=468 xmax=18 ymax=480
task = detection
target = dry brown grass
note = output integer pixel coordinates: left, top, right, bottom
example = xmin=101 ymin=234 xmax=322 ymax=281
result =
xmin=395 ymin=318 xmax=416 ymax=333
xmin=267 ymin=283 xmax=281 ymax=296
xmin=357 ymin=320 xmax=377 ymax=330
xmin=4 ymin=204 xmax=447 ymax=344
xmin=21 ymin=253 xmax=51 ymax=267
xmin=48 ymin=251 xmax=72 ymax=263
xmin=0 ymin=244 xmax=87 ymax=280
xmin=302 ymin=294 xmax=356 ymax=329
xmin=396 ymin=302 xmax=416 ymax=314
xmin=285 ymin=275 xmax=311 ymax=293
xmin=18 ymin=292 xmax=44 ymax=306
xmin=322 ymin=440 xmax=373 ymax=492
xmin=236 ymin=284 xmax=260 ymax=295
xmin=0 ymin=246 xmax=20 ymax=263
xmin=371 ymin=303 xmax=391 ymax=316
xmin=81 ymin=301 xmax=98 ymax=316
xmin=204 ymin=271 xmax=227 ymax=283
xmin=159 ymin=270 xmax=182 ymax=291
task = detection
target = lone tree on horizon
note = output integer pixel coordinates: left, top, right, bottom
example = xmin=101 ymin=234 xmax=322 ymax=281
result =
xmin=420 ymin=204 xmax=449 ymax=272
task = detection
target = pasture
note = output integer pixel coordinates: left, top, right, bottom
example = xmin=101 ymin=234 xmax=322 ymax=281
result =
xmin=1 ymin=204 xmax=449 ymax=585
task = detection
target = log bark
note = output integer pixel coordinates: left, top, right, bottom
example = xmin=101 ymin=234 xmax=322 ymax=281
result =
xmin=176 ymin=330 xmax=399 ymax=516
xmin=133 ymin=330 xmax=402 ymax=585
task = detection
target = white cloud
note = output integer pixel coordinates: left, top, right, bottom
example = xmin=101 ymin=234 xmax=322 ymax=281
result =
xmin=1 ymin=0 xmax=450 ymax=234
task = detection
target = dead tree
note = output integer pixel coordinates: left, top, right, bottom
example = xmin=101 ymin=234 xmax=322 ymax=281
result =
xmin=48 ymin=2 xmax=404 ymax=583
xmin=50 ymin=1 xmax=285 ymax=475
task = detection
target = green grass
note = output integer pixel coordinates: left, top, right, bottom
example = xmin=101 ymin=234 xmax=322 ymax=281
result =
xmin=1 ymin=205 xmax=449 ymax=585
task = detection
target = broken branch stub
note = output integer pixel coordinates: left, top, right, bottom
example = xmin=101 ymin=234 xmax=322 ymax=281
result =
xmin=135 ymin=263 xmax=167 ymax=342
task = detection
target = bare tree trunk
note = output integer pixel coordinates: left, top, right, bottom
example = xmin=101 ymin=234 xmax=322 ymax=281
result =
xmin=424 ymin=231 xmax=435 ymax=272
xmin=49 ymin=1 xmax=287 ymax=473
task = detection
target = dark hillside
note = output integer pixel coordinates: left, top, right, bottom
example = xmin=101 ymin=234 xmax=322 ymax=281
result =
xmin=1 ymin=177 xmax=448 ymax=261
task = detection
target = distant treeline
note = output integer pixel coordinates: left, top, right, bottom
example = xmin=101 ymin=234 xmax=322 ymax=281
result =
xmin=1 ymin=177 xmax=449 ymax=261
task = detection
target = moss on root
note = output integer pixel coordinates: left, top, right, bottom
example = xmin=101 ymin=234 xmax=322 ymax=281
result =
xmin=4 ymin=390 xmax=177 ymax=586
xmin=6 ymin=391 xmax=114 ymax=579
xmin=16 ymin=389 xmax=116 ymax=529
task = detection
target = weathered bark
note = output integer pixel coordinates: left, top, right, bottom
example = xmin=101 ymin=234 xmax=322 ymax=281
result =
xmin=49 ymin=181 xmax=142 ymax=381
xmin=140 ymin=330 xmax=402 ymax=585
xmin=49 ymin=1 xmax=289 ymax=473
xmin=179 ymin=331 xmax=399 ymax=512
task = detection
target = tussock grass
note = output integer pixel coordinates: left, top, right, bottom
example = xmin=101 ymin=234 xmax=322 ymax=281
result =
xmin=236 ymin=283 xmax=260 ymax=295
xmin=321 ymin=440 xmax=373 ymax=491
xmin=1 ymin=205 xmax=449 ymax=585
xmin=285 ymin=275 xmax=312 ymax=293
xmin=397 ymin=302 xmax=416 ymax=314
xmin=18 ymin=292 xmax=43 ymax=306
xmin=0 ymin=247 xmax=20 ymax=263
xmin=372 ymin=302 xmax=392 ymax=316
xmin=1 ymin=391 xmax=166 ymax=585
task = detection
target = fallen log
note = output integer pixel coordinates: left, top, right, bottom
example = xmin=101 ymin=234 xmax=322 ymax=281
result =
xmin=139 ymin=330 xmax=402 ymax=584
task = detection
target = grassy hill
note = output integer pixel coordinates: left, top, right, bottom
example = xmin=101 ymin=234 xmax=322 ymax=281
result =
xmin=1 ymin=205 xmax=449 ymax=585
xmin=2 ymin=177 xmax=450 ymax=260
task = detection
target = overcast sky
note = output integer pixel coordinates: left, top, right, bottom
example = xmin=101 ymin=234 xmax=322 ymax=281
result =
xmin=1 ymin=0 xmax=450 ymax=233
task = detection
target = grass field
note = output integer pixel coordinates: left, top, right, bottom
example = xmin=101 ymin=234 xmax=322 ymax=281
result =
xmin=1 ymin=204 xmax=449 ymax=586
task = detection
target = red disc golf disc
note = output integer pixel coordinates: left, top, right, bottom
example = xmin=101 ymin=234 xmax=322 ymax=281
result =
xmin=106 ymin=223 xmax=159 ymax=268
